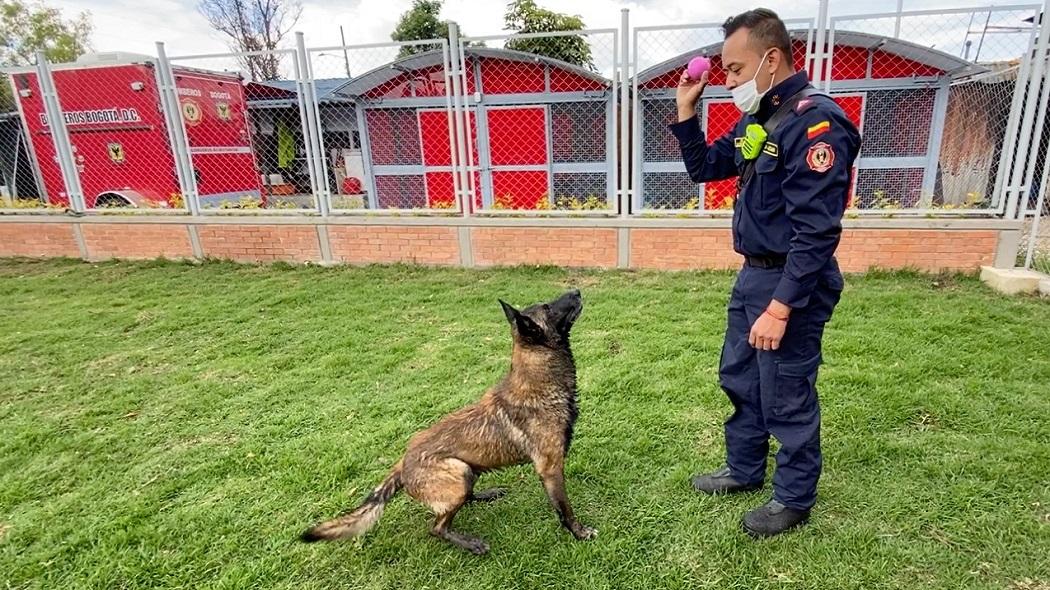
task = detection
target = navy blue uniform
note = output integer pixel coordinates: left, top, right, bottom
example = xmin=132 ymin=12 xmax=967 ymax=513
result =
xmin=670 ymin=71 xmax=861 ymax=510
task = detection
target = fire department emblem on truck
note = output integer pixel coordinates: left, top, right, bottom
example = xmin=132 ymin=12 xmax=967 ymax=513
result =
xmin=216 ymin=102 xmax=231 ymax=121
xmin=181 ymin=99 xmax=202 ymax=126
xmin=108 ymin=143 xmax=125 ymax=164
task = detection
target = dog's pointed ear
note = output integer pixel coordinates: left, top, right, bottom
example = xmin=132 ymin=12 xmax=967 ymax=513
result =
xmin=513 ymin=313 xmax=544 ymax=342
xmin=499 ymin=299 xmax=517 ymax=324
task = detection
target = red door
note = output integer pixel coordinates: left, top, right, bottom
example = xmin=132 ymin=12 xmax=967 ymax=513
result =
xmin=418 ymin=109 xmax=479 ymax=210
xmin=485 ymin=107 xmax=548 ymax=210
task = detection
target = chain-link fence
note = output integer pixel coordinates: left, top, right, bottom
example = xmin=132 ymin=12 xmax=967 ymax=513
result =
xmin=5 ymin=63 xmax=90 ymax=211
xmin=309 ymin=39 xmax=462 ymax=213
xmin=633 ymin=19 xmax=815 ymax=213
xmin=3 ymin=2 xmax=1048 ymax=230
xmin=0 ymin=108 xmax=46 ymax=209
xmin=165 ymin=49 xmax=313 ymax=212
xmin=1021 ymin=203 xmax=1050 ymax=274
xmin=6 ymin=56 xmax=191 ymax=212
xmin=826 ymin=6 xmax=1042 ymax=213
xmin=458 ymin=29 xmax=619 ymax=213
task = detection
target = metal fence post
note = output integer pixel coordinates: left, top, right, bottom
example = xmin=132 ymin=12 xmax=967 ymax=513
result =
xmin=442 ymin=41 xmax=464 ymax=213
xmin=295 ymin=34 xmax=326 ymax=215
xmin=155 ymin=42 xmax=200 ymax=215
xmin=448 ymin=22 xmax=472 ymax=217
xmin=297 ymin=32 xmax=331 ymax=216
xmin=812 ymin=0 xmax=830 ymax=87
xmin=620 ymin=8 xmax=631 ymax=218
xmin=1024 ymin=147 xmax=1049 ymax=268
xmin=1018 ymin=2 xmax=1050 ymax=219
xmin=993 ymin=17 xmax=1038 ymax=215
xmin=1006 ymin=6 xmax=1050 ymax=219
xmin=35 ymin=52 xmax=85 ymax=212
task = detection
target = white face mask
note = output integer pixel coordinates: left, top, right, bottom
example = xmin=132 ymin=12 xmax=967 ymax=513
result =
xmin=731 ymin=50 xmax=775 ymax=115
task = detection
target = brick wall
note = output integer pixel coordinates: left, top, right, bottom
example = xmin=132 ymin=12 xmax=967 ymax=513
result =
xmin=196 ymin=225 xmax=320 ymax=263
xmin=473 ymin=228 xmax=618 ymax=268
xmin=629 ymin=228 xmax=999 ymax=272
xmin=837 ymin=229 xmax=998 ymax=272
xmin=0 ymin=222 xmax=79 ymax=258
xmin=328 ymin=226 xmax=459 ymax=265
xmin=81 ymin=223 xmax=192 ymax=260
xmin=0 ymin=219 xmax=1013 ymax=272
xmin=631 ymin=229 xmax=740 ymax=270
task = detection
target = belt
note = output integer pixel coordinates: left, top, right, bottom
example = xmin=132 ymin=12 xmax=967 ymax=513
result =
xmin=744 ymin=255 xmax=787 ymax=269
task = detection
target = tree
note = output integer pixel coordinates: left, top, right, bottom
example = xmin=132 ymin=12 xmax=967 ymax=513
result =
xmin=197 ymin=0 xmax=302 ymax=81
xmin=503 ymin=0 xmax=593 ymax=70
xmin=391 ymin=0 xmax=452 ymax=58
xmin=0 ymin=0 xmax=92 ymax=111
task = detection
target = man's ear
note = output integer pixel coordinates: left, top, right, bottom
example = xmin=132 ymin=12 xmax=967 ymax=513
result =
xmin=499 ymin=299 xmax=517 ymax=324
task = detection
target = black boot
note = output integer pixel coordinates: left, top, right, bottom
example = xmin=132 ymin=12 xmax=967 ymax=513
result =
xmin=741 ymin=499 xmax=810 ymax=537
xmin=690 ymin=466 xmax=763 ymax=495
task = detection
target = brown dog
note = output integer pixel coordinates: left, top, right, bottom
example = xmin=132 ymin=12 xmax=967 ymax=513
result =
xmin=300 ymin=289 xmax=595 ymax=554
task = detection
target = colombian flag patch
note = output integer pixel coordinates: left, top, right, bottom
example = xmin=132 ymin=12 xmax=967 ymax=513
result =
xmin=807 ymin=120 xmax=830 ymax=140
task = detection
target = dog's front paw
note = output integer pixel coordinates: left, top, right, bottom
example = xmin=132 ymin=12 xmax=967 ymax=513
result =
xmin=571 ymin=523 xmax=598 ymax=541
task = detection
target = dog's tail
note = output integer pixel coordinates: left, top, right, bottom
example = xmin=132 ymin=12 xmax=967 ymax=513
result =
xmin=300 ymin=460 xmax=404 ymax=542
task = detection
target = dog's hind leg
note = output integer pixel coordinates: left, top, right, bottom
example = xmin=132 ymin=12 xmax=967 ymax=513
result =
xmin=411 ymin=458 xmax=491 ymax=555
xmin=430 ymin=504 xmax=489 ymax=555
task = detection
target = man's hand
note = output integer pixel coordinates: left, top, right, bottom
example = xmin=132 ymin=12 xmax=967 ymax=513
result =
xmin=749 ymin=299 xmax=791 ymax=351
xmin=676 ymin=69 xmax=708 ymax=122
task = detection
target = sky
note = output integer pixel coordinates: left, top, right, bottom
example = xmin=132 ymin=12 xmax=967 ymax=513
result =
xmin=47 ymin=0 xmax=1040 ymax=76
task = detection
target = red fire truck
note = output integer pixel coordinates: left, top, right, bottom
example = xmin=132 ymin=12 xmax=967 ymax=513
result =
xmin=7 ymin=52 xmax=263 ymax=209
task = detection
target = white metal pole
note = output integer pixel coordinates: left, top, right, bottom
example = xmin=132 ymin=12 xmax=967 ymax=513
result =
xmin=458 ymin=36 xmax=479 ymax=213
xmin=1024 ymin=141 xmax=1049 ymax=268
xmin=155 ymin=42 xmax=200 ymax=215
xmin=1020 ymin=29 xmax=1050 ymax=219
xmin=339 ymin=26 xmax=351 ymax=78
xmin=1006 ymin=3 xmax=1050 ymax=219
xmin=442 ymin=41 xmax=463 ymax=211
xmin=631 ymin=26 xmax=642 ymax=214
xmin=295 ymin=34 xmax=324 ymax=214
xmin=894 ymin=0 xmax=904 ymax=39
xmin=620 ymin=8 xmax=631 ymax=218
xmin=448 ymin=22 xmax=472 ymax=217
xmin=292 ymin=45 xmax=319 ymax=208
xmin=35 ymin=51 xmax=85 ymax=212
xmin=812 ymin=0 xmax=830 ymax=86
xmin=993 ymin=14 xmax=1038 ymax=214
xmin=297 ymin=32 xmax=331 ymax=216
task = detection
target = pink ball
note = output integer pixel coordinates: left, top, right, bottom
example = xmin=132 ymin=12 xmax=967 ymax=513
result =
xmin=687 ymin=56 xmax=711 ymax=80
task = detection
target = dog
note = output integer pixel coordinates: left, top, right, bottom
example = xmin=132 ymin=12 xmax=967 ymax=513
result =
xmin=300 ymin=289 xmax=596 ymax=555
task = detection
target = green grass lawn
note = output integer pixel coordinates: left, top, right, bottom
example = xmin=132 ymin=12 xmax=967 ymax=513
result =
xmin=1 ymin=258 xmax=1048 ymax=590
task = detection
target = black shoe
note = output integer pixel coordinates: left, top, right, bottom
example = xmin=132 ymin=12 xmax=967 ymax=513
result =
xmin=690 ymin=466 xmax=763 ymax=495
xmin=741 ymin=499 xmax=810 ymax=537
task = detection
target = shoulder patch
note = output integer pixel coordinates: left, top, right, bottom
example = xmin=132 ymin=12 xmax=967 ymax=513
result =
xmin=762 ymin=142 xmax=779 ymax=158
xmin=807 ymin=120 xmax=830 ymax=140
xmin=795 ymin=97 xmax=818 ymax=114
xmin=806 ymin=142 xmax=835 ymax=173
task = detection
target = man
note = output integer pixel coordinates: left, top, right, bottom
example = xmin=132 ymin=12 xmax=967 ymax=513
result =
xmin=669 ymin=9 xmax=861 ymax=537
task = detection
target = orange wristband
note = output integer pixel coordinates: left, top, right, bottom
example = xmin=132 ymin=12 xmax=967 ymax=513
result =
xmin=763 ymin=309 xmax=788 ymax=322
